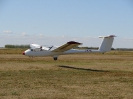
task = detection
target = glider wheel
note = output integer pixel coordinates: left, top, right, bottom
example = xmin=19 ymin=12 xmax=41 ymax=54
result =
xmin=53 ymin=57 xmax=58 ymax=60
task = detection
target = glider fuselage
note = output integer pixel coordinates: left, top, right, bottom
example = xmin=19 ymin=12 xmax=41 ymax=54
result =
xmin=23 ymin=49 xmax=100 ymax=57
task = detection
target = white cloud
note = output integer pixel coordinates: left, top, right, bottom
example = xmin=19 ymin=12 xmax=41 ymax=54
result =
xmin=39 ymin=34 xmax=44 ymax=36
xmin=3 ymin=30 xmax=12 ymax=34
xmin=38 ymin=34 xmax=46 ymax=37
xmin=21 ymin=32 xmax=29 ymax=37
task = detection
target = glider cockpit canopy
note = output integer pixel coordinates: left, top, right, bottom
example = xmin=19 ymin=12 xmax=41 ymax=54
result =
xmin=30 ymin=44 xmax=50 ymax=51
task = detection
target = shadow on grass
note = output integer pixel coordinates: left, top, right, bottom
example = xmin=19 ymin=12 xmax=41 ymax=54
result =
xmin=58 ymin=65 xmax=109 ymax=72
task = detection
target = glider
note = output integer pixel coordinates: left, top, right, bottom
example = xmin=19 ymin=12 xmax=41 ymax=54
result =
xmin=22 ymin=35 xmax=116 ymax=60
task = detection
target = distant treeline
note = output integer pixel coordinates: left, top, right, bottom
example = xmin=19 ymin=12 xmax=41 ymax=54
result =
xmin=4 ymin=45 xmax=133 ymax=51
xmin=76 ymin=47 xmax=133 ymax=51
xmin=115 ymin=48 xmax=133 ymax=51
xmin=75 ymin=47 xmax=115 ymax=50
xmin=5 ymin=44 xmax=30 ymax=48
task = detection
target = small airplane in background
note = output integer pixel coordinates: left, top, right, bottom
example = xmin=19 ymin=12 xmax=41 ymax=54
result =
xmin=22 ymin=35 xmax=116 ymax=60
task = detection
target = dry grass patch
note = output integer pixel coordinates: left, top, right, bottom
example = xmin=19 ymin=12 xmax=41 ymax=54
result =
xmin=0 ymin=51 xmax=133 ymax=99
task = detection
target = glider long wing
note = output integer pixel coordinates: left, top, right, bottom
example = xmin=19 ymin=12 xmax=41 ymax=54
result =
xmin=52 ymin=41 xmax=82 ymax=52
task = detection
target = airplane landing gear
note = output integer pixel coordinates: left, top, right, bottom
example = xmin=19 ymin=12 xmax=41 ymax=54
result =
xmin=53 ymin=57 xmax=58 ymax=60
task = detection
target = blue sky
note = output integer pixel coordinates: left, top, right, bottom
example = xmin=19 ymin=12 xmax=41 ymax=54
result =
xmin=0 ymin=0 xmax=133 ymax=48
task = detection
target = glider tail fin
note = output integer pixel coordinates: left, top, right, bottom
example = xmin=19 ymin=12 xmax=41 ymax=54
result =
xmin=98 ymin=35 xmax=116 ymax=52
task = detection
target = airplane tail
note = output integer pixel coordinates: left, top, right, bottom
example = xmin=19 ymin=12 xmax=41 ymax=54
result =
xmin=98 ymin=35 xmax=116 ymax=52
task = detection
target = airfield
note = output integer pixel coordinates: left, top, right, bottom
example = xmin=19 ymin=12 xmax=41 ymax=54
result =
xmin=0 ymin=49 xmax=133 ymax=99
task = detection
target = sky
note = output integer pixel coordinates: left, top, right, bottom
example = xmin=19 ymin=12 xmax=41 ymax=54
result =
xmin=0 ymin=0 xmax=133 ymax=48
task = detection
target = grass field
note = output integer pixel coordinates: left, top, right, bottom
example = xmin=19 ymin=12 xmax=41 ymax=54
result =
xmin=0 ymin=49 xmax=133 ymax=99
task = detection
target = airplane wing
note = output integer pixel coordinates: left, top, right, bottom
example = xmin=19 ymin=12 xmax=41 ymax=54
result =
xmin=52 ymin=41 xmax=82 ymax=52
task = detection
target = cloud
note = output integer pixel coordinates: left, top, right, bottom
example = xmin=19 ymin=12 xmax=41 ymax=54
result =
xmin=21 ymin=32 xmax=29 ymax=37
xmin=3 ymin=30 xmax=12 ymax=34
xmin=38 ymin=34 xmax=45 ymax=37
xmin=39 ymin=34 xmax=44 ymax=36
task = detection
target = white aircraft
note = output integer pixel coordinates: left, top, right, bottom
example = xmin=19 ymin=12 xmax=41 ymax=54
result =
xmin=22 ymin=35 xmax=116 ymax=60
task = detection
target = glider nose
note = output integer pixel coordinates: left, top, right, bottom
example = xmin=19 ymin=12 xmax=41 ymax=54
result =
xmin=22 ymin=52 xmax=25 ymax=55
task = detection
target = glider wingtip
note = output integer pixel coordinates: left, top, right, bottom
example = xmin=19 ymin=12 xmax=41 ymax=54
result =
xmin=67 ymin=41 xmax=82 ymax=45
